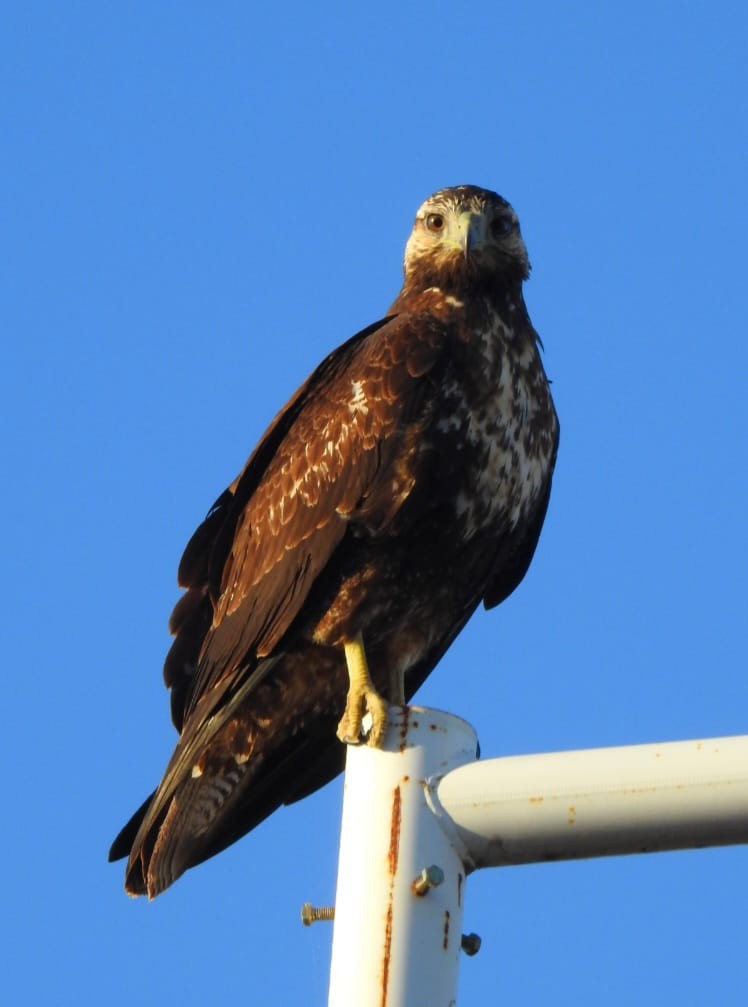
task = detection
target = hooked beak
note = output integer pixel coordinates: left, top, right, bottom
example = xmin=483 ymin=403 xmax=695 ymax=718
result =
xmin=452 ymin=211 xmax=485 ymax=261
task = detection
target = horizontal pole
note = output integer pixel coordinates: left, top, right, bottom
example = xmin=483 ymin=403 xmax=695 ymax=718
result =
xmin=434 ymin=734 xmax=748 ymax=869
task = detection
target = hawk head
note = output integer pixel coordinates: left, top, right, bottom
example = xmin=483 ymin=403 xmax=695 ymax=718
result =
xmin=403 ymin=185 xmax=529 ymax=294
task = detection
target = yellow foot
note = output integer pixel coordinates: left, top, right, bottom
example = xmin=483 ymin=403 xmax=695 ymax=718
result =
xmin=336 ymin=632 xmax=389 ymax=748
xmin=336 ymin=685 xmax=388 ymax=747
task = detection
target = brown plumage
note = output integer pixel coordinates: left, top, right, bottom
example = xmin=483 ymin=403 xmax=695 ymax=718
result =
xmin=109 ymin=185 xmax=559 ymax=898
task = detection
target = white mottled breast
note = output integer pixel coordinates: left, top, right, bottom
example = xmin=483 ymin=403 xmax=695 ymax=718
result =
xmin=436 ymin=310 xmax=557 ymax=539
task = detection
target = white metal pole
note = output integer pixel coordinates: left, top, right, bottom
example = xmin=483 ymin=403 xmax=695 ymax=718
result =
xmin=328 ymin=706 xmax=478 ymax=1007
xmin=435 ymin=734 xmax=748 ymax=868
xmin=323 ymin=715 xmax=748 ymax=1006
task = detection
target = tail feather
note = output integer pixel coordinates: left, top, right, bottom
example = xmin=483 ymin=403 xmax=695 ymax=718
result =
xmin=108 ymin=790 xmax=155 ymax=863
xmin=110 ymin=653 xmax=351 ymax=898
xmin=111 ymin=719 xmax=348 ymax=898
xmin=140 ymin=759 xmax=257 ymax=898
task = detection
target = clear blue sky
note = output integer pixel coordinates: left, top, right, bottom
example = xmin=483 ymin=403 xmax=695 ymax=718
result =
xmin=3 ymin=3 xmax=747 ymax=1004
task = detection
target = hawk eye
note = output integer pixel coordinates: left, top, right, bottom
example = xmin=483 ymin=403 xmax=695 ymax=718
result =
xmin=425 ymin=213 xmax=445 ymax=233
xmin=492 ymin=216 xmax=513 ymax=237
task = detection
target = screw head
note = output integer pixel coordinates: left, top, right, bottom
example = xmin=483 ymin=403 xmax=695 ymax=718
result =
xmin=301 ymin=902 xmax=335 ymax=926
xmin=461 ymin=932 xmax=482 ymax=956
xmin=412 ymin=864 xmax=445 ymax=896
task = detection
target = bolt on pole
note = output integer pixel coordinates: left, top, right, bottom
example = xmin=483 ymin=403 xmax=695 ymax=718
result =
xmin=328 ymin=707 xmax=478 ymax=1007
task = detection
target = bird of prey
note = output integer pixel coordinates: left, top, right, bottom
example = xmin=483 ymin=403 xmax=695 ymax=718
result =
xmin=110 ymin=184 xmax=559 ymax=898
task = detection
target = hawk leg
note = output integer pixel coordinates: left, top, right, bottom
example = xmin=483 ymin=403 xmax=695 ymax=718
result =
xmin=389 ymin=662 xmax=406 ymax=707
xmin=337 ymin=633 xmax=389 ymax=747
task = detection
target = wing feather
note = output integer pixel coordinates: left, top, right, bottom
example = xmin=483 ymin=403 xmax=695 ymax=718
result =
xmin=162 ymin=317 xmax=393 ymax=730
xmin=179 ymin=312 xmax=447 ymax=722
xmin=163 ymin=312 xmax=447 ymax=731
xmin=116 ymin=313 xmax=450 ymax=894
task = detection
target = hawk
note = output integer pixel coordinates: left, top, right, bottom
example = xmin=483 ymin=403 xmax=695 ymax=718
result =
xmin=110 ymin=185 xmax=559 ymax=898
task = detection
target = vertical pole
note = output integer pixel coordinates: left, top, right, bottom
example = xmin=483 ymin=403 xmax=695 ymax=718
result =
xmin=328 ymin=707 xmax=478 ymax=1007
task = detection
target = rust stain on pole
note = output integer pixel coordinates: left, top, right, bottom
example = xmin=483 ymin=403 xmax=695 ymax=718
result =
xmin=398 ymin=707 xmax=411 ymax=752
xmin=387 ymin=786 xmax=402 ymax=875
xmin=381 ymin=785 xmax=402 ymax=1007
xmin=381 ymin=902 xmax=393 ymax=1007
